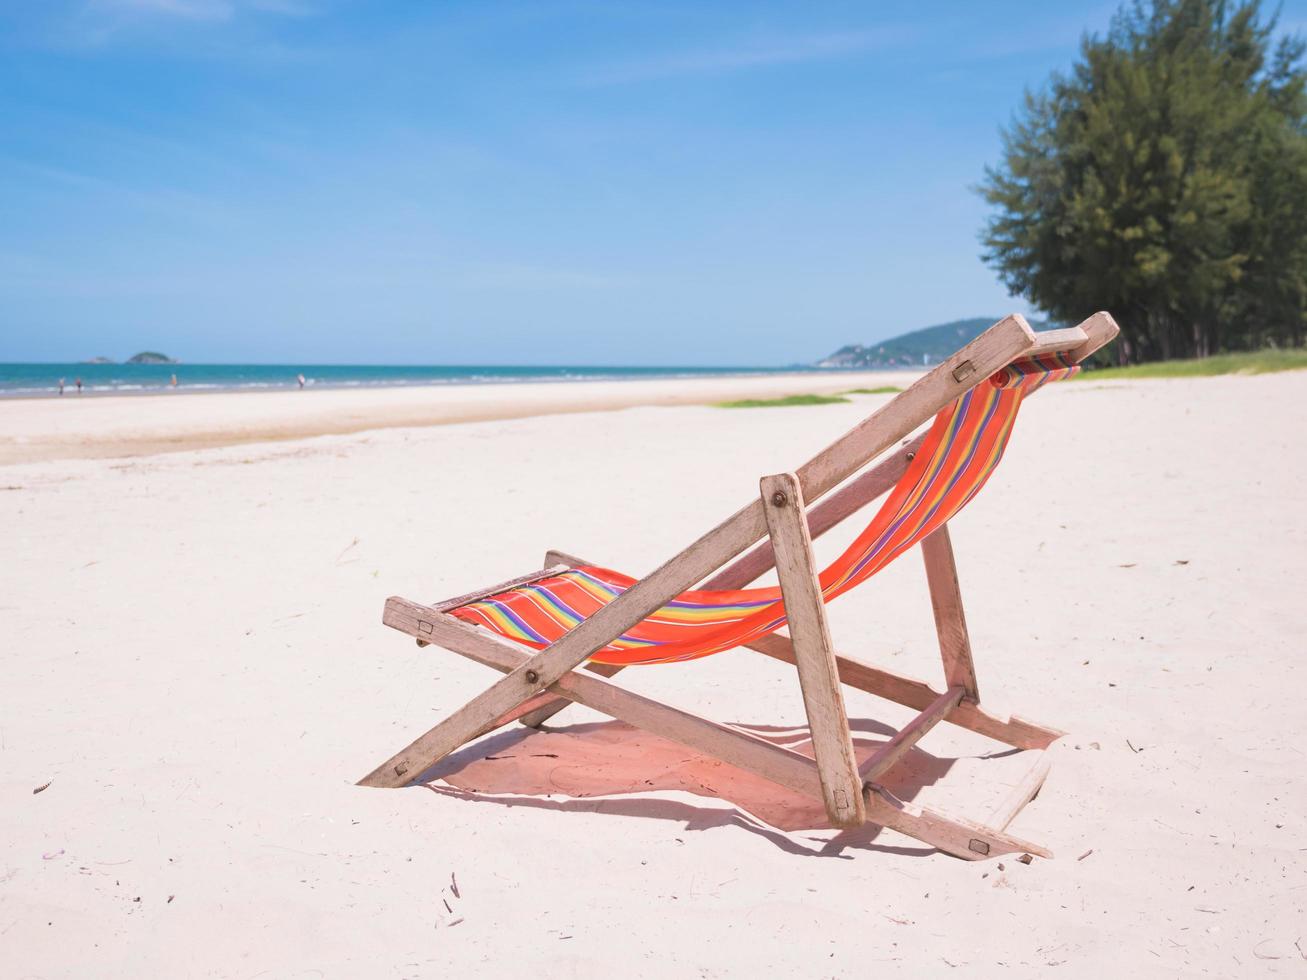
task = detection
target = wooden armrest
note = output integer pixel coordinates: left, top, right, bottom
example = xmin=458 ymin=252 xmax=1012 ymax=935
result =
xmin=430 ymin=563 xmax=570 ymax=613
xmin=1026 ymin=326 xmax=1089 ymax=357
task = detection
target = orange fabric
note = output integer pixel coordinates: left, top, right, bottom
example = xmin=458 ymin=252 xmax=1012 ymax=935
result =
xmin=451 ymin=352 xmax=1079 ymax=664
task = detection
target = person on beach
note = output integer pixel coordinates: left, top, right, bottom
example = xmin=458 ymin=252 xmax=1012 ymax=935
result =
xmin=58 ymin=377 xmax=65 ymax=395
xmin=170 ymin=374 xmax=178 ymax=388
xmin=75 ymin=377 xmax=82 ymax=394
xmin=297 ymin=373 xmax=306 ymax=389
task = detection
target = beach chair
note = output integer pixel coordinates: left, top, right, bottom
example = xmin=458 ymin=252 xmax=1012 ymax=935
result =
xmin=359 ymin=312 xmax=1119 ymax=860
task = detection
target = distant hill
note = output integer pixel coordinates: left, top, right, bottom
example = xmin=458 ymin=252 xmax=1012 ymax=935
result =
xmin=127 ymin=351 xmax=178 ymax=365
xmin=818 ymin=316 xmax=1049 ymax=368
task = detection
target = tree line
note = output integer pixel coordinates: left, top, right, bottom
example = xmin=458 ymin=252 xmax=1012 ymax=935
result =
xmin=979 ymin=0 xmax=1306 ymax=363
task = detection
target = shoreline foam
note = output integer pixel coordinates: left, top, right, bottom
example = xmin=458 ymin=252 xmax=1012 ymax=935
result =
xmin=0 ymin=362 xmax=918 ymax=399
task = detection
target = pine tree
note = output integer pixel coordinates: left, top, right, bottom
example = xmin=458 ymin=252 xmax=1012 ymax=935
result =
xmin=979 ymin=0 xmax=1307 ymax=362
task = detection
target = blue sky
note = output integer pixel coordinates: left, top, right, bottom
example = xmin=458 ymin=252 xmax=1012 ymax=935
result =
xmin=2 ymin=1 xmax=1303 ymax=365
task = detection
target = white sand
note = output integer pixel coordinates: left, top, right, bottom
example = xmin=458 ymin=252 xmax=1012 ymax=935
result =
xmin=0 ymin=370 xmax=914 ymax=465
xmin=2 ymin=373 xmax=1304 ymax=976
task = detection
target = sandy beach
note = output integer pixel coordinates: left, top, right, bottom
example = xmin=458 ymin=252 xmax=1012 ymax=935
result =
xmin=0 ymin=370 xmax=915 ymax=466
xmin=3 ymin=372 xmax=1305 ymax=977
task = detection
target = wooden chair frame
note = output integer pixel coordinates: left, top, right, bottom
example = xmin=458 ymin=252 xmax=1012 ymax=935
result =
xmin=359 ymin=312 xmax=1119 ymax=860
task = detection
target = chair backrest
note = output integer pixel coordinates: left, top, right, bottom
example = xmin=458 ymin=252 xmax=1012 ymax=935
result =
xmin=449 ymin=323 xmax=1113 ymax=666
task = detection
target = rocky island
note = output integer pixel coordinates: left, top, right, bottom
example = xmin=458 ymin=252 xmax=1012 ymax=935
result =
xmin=126 ymin=351 xmax=179 ymax=365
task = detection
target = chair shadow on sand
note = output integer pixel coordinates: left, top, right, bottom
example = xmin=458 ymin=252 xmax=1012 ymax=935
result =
xmin=417 ymin=718 xmax=1024 ymax=858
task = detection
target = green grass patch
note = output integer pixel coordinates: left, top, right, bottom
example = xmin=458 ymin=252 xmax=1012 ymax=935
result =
xmin=843 ymin=385 xmax=903 ymax=395
xmin=1080 ymin=348 xmax=1307 ymax=380
xmin=715 ymin=393 xmax=852 ymax=408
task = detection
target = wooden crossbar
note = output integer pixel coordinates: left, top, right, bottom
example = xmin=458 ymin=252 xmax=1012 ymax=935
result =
xmin=859 ymin=685 xmax=964 ymax=782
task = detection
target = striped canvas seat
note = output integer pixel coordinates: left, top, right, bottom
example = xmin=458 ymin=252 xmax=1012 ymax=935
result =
xmin=451 ymin=353 xmax=1079 ymax=665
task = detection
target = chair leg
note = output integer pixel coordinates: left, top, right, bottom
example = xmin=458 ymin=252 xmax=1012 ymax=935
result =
xmin=863 ymin=784 xmax=1053 ymax=860
xmin=920 ymin=524 xmax=979 ymax=701
xmin=988 ymin=750 xmax=1052 ymax=831
xmin=761 ymin=472 xmax=865 ymax=829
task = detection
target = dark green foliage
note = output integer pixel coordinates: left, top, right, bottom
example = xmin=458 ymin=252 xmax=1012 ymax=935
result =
xmin=843 ymin=385 xmax=904 ymax=394
xmin=979 ymin=0 xmax=1307 ymax=363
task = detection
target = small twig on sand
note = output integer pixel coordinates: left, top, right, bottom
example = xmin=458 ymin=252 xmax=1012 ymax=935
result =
xmin=335 ymin=537 xmax=360 ymax=565
xmin=450 ymin=872 xmax=460 ymax=899
xmin=32 ymin=781 xmax=51 ymax=795
xmin=1077 ymin=849 xmax=1094 ymax=861
xmin=1126 ymin=739 xmax=1141 ymax=753
xmin=1252 ymin=940 xmax=1281 ymax=960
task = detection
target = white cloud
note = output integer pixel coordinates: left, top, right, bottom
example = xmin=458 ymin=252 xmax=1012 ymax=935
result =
xmin=41 ymin=0 xmax=321 ymax=52
xmin=84 ymin=0 xmax=315 ymax=22
xmin=453 ymin=263 xmax=636 ymax=292
xmin=88 ymin=0 xmax=236 ymax=20
xmin=243 ymin=0 xmax=317 ymax=16
xmin=578 ymin=29 xmax=907 ymax=86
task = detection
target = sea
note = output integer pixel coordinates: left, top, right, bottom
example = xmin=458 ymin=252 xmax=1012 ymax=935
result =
xmin=0 ymin=362 xmax=856 ymax=398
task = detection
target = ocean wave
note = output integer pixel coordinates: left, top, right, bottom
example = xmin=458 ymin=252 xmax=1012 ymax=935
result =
xmin=0 ymin=363 xmax=892 ymax=398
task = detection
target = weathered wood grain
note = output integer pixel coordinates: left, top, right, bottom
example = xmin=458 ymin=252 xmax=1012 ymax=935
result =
xmin=858 ymin=685 xmax=963 ymax=782
xmin=988 ymin=750 xmax=1051 ymax=831
xmin=760 ymin=472 xmax=865 ymax=828
xmin=920 ymin=525 xmax=979 ymax=701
